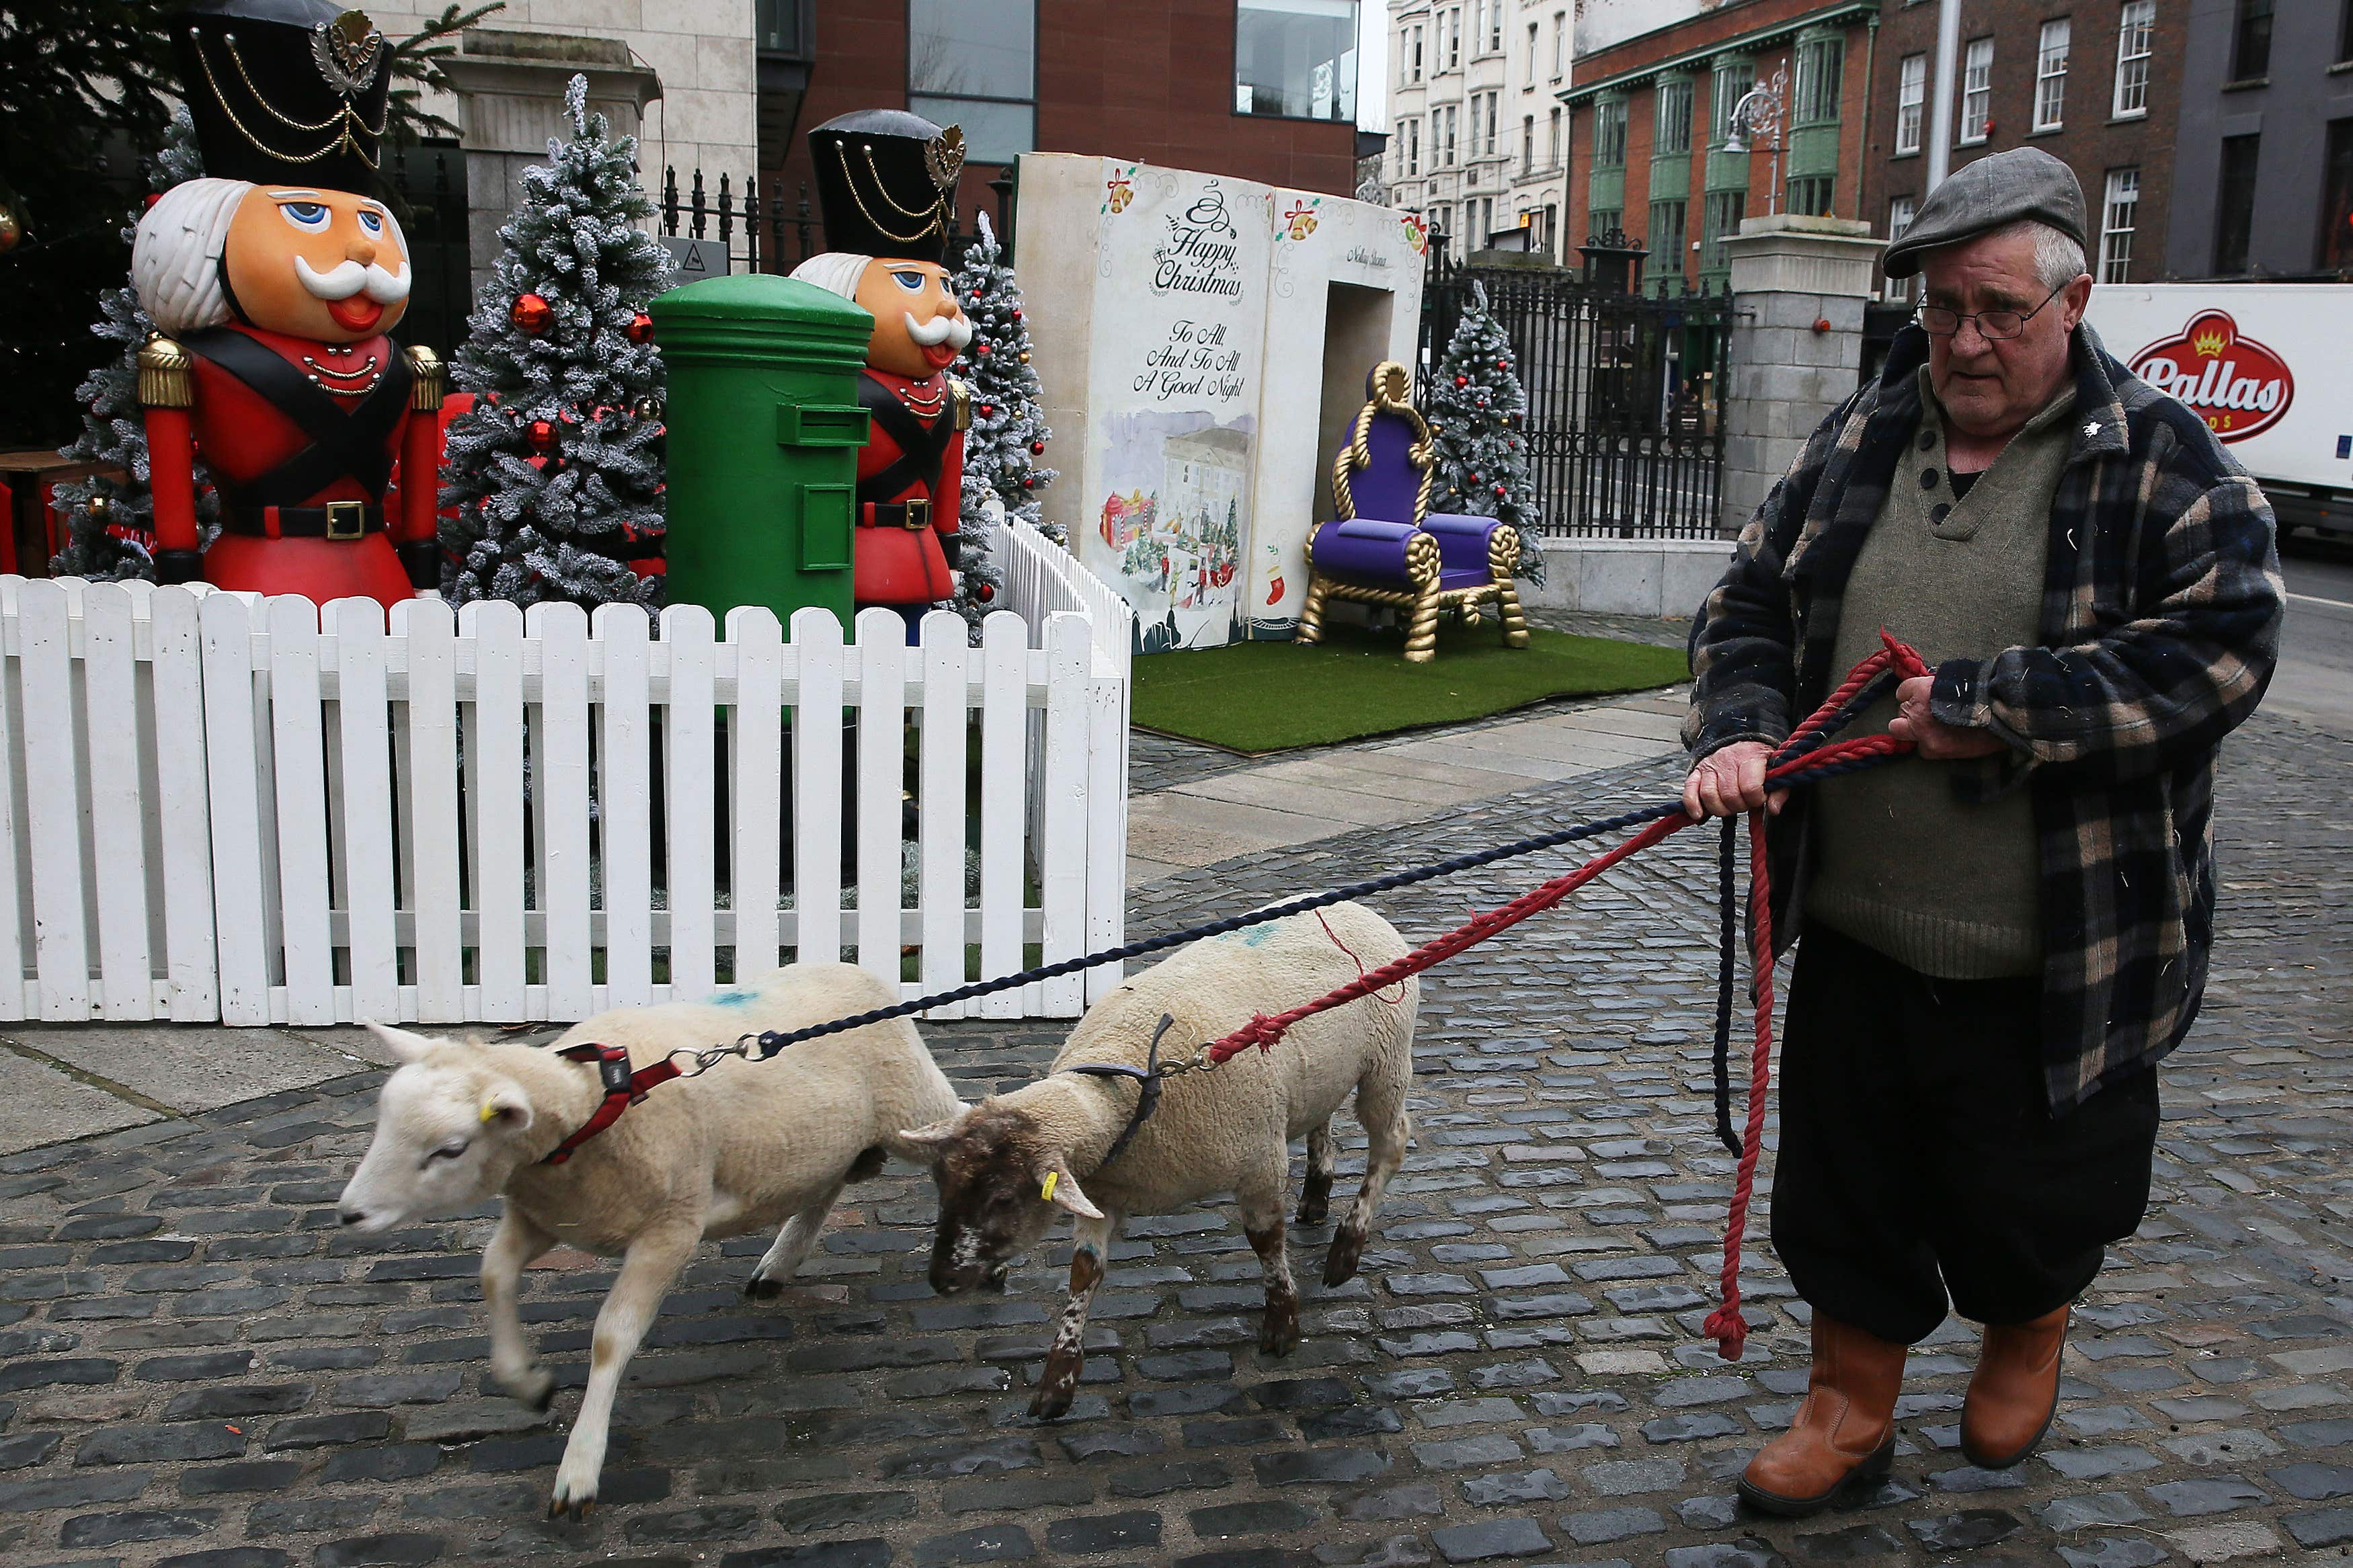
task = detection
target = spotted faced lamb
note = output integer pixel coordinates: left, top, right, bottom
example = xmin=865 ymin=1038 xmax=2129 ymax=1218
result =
xmin=335 ymin=964 xmax=961 ymax=1515
xmin=899 ymin=901 xmax=1417 ymax=1419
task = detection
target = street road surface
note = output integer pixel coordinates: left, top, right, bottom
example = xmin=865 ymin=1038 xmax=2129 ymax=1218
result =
xmin=2272 ymin=530 xmax=2353 ymax=737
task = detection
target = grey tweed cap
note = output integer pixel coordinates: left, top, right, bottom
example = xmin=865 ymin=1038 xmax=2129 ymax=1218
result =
xmin=1884 ymin=147 xmax=2087 ymax=278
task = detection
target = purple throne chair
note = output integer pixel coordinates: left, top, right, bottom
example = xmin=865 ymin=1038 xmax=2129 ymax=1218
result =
xmin=1297 ymin=362 xmax=1530 ymax=664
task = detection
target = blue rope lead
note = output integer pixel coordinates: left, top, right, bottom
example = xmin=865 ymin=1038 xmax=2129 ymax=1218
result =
xmin=746 ymin=747 xmax=1905 ymax=1060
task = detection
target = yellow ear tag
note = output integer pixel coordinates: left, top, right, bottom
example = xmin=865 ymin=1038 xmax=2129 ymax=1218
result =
xmin=1041 ymin=1171 xmax=1059 ymax=1202
xmin=479 ymin=1101 xmax=499 ymax=1124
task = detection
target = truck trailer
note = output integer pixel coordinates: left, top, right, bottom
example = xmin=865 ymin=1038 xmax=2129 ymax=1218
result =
xmin=2083 ymin=284 xmax=2353 ymax=542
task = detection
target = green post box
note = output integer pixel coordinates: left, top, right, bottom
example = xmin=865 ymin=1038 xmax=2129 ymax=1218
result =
xmin=651 ymin=274 xmax=875 ymax=628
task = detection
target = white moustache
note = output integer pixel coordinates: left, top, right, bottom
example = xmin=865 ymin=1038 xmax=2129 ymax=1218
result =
xmin=295 ymin=255 xmax=412 ymax=304
xmin=904 ymin=311 xmax=972 ymax=349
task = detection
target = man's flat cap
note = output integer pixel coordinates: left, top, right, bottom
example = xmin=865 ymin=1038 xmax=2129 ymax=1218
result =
xmin=1884 ymin=148 xmax=2087 ymax=278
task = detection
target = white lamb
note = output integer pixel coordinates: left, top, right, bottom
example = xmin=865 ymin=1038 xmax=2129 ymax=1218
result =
xmin=899 ymin=901 xmax=1417 ymax=1419
xmin=335 ymin=964 xmax=960 ymax=1516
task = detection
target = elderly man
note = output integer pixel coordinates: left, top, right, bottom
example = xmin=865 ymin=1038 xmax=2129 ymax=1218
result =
xmin=1682 ymin=148 xmax=2282 ymax=1516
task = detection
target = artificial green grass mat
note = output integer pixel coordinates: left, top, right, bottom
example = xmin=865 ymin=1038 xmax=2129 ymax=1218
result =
xmin=1131 ymin=621 xmax=1689 ymax=753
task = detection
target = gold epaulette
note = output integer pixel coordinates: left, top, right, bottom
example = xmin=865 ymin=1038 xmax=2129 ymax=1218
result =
xmin=949 ymin=376 xmax=972 ymax=431
xmin=136 ymin=335 xmax=194 ymax=410
xmin=405 ymin=344 xmax=448 ymax=411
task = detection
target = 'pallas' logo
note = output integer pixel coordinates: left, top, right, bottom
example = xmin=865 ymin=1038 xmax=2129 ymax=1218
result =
xmin=2129 ymin=309 xmax=2293 ymax=442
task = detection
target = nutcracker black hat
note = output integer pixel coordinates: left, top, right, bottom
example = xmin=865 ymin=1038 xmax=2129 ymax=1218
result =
xmin=173 ymin=0 xmax=392 ymax=192
xmin=807 ymin=109 xmax=965 ymax=265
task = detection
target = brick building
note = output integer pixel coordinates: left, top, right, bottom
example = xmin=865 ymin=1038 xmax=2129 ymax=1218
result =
xmin=1560 ymin=0 xmax=1879 ymax=292
xmin=758 ymin=0 xmax=1366 ymax=249
xmin=1381 ymin=1 xmax=1575 ymax=258
xmin=1862 ymin=0 xmax=2186 ymax=295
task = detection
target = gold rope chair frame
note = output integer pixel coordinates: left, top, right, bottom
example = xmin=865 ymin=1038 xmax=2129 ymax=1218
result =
xmin=1298 ymin=362 xmax=1530 ymax=663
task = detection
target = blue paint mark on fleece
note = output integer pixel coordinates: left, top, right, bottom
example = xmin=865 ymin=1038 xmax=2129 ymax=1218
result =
xmin=705 ymin=987 xmax=760 ymax=1007
xmin=1216 ymin=922 xmax=1281 ymax=948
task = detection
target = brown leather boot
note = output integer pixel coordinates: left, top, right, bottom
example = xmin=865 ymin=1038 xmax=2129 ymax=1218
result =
xmin=1738 ymin=1314 xmax=1906 ymax=1518
xmin=1960 ymin=1305 xmax=2069 ymax=1469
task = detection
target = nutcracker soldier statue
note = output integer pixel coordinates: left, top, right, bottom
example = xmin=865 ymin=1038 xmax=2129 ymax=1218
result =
xmin=128 ymin=0 xmax=443 ymax=608
xmin=789 ymin=110 xmax=971 ymax=636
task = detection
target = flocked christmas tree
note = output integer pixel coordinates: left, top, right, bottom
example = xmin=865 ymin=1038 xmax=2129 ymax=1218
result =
xmin=440 ymin=74 xmax=670 ymax=609
xmin=1427 ymin=280 xmax=1544 ymax=585
xmin=48 ymin=111 xmax=214 ymax=581
xmin=949 ymin=210 xmax=1060 ymax=627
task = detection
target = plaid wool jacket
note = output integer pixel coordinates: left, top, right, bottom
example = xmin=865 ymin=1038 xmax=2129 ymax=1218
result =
xmin=1685 ymin=321 xmax=2284 ymax=1112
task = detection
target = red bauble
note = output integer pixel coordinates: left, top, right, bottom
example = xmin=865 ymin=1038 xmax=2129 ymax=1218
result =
xmin=1011 ymin=307 xmax=1023 ymax=321
xmin=526 ymin=419 xmax=557 ymax=453
xmin=977 ymin=581 xmax=996 ymax=602
xmin=1495 ymin=358 xmax=1508 ymax=370
xmin=980 ymin=404 xmax=995 ymax=417
xmin=976 ymin=342 xmax=992 ymax=356
xmin=1022 ymin=477 xmax=1035 ymax=489
xmin=1453 ymin=374 xmax=1469 ymax=386
xmin=1470 ymin=472 xmax=1483 ymax=483
xmin=625 ymin=311 xmax=653 ymax=345
xmin=1029 ymin=440 xmax=1045 ymax=454
xmin=1494 ymin=484 xmax=1507 ymax=496
xmin=512 ymin=292 xmax=553 ymax=334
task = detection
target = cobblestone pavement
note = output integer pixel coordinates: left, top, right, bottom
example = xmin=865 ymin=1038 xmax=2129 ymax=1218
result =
xmin=1129 ymin=610 xmax=1691 ymax=794
xmin=1 ymin=710 xmax=2346 ymax=1568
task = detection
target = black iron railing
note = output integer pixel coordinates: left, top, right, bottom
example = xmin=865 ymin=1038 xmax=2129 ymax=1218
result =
xmin=1421 ymin=248 xmax=1732 ymax=540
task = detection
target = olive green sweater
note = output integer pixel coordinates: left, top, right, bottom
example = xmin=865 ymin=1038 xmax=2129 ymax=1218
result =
xmin=1804 ymin=368 xmax=2076 ymax=978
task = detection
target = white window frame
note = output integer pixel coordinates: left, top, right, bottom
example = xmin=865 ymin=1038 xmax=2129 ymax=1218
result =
xmin=2101 ymin=167 xmax=2140 ymax=282
xmin=1404 ymin=116 xmax=1420 ymax=176
xmin=1522 ymin=114 xmax=1535 ymax=174
xmin=1896 ymin=53 xmax=1927 ymax=153
xmin=1486 ymin=0 xmax=1502 ymax=56
xmin=1959 ymin=38 xmax=1993 ymax=145
xmin=1527 ymin=23 xmax=1539 ymax=89
xmin=2034 ymin=19 xmax=2069 ymax=132
xmin=1447 ymin=7 xmax=1461 ymax=71
xmin=1410 ymin=24 xmax=1425 ymax=82
xmin=1548 ymin=105 xmax=1562 ymax=167
xmin=2114 ymin=1 xmax=2153 ymax=118
xmin=1486 ymin=91 xmax=1501 ymax=156
xmin=1444 ymin=104 xmax=1459 ymax=165
xmin=1552 ymin=11 xmax=1566 ymax=80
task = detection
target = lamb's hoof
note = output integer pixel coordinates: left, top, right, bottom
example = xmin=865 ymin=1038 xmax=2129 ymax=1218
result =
xmin=1324 ymin=1230 xmax=1365 ymax=1289
xmin=547 ymin=1493 xmax=594 ymax=1521
xmin=1295 ymin=1192 xmax=1330 ymax=1227
xmin=1028 ymin=1384 xmax=1076 ymax=1421
xmin=1260 ymin=1311 xmax=1302 ymax=1358
xmin=505 ymin=1368 xmax=556 ymax=1413
xmin=743 ymin=1274 xmax=784 ymax=1301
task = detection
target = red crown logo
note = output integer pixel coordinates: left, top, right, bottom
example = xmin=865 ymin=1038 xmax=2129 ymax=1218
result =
xmin=2128 ymin=309 xmax=2293 ymax=444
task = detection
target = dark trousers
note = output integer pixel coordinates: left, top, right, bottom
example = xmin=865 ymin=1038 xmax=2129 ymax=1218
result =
xmin=1771 ymin=923 xmax=2161 ymax=1347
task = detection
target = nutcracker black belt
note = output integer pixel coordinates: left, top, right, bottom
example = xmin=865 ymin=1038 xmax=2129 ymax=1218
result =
xmin=861 ymin=499 xmax=934 ymax=530
xmin=223 ymin=501 xmax=387 ymax=540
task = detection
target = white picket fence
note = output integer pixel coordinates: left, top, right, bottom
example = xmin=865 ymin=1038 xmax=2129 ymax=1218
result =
xmin=0 ymin=529 xmax=1131 ymax=1027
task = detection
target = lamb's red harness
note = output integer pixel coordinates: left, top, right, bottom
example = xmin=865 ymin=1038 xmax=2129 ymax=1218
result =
xmin=538 ymin=1044 xmax=686 ymax=1167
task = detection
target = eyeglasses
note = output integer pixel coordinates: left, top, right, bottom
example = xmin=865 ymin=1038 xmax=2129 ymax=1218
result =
xmin=1917 ymin=282 xmax=2067 ymax=340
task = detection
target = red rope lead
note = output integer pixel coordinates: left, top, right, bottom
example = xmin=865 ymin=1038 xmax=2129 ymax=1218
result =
xmin=1197 ymin=633 xmax=1934 ymax=1365
xmin=1702 ymin=809 xmax=1777 ymax=1360
xmin=1205 ymin=813 xmax=1689 ymax=1067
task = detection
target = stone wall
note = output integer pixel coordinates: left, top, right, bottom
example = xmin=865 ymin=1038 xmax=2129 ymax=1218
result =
xmin=1718 ymin=214 xmax=1882 ymax=536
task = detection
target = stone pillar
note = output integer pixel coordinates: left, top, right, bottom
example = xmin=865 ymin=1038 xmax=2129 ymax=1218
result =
xmin=1718 ymin=214 xmax=1884 ymax=536
xmin=438 ymin=31 xmax=663 ymax=297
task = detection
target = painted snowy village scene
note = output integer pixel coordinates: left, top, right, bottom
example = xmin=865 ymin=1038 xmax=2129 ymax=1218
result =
xmin=9 ymin=5 xmax=2347 ymax=1567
